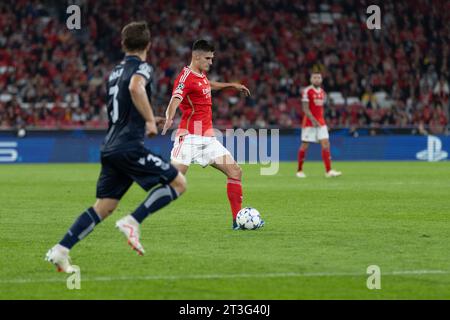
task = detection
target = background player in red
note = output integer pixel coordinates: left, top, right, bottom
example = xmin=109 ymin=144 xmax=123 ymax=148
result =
xmin=297 ymin=72 xmax=342 ymax=178
xmin=162 ymin=40 xmax=264 ymax=230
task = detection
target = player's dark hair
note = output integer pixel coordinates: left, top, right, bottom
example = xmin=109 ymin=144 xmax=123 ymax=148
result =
xmin=121 ymin=21 xmax=151 ymax=52
xmin=192 ymin=39 xmax=215 ymax=52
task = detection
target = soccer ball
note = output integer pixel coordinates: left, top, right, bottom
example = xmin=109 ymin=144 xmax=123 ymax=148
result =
xmin=236 ymin=207 xmax=263 ymax=230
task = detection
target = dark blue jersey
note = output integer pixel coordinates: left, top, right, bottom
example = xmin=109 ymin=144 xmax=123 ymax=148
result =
xmin=101 ymin=55 xmax=153 ymax=155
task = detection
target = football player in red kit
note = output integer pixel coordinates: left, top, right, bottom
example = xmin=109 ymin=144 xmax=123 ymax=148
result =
xmin=297 ymin=72 xmax=342 ymax=178
xmin=162 ymin=39 xmax=264 ymax=230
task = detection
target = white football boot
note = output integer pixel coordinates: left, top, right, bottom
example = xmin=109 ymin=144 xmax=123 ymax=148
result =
xmin=45 ymin=244 xmax=76 ymax=273
xmin=325 ymin=169 xmax=342 ymax=178
xmin=115 ymin=215 xmax=145 ymax=256
xmin=296 ymin=171 xmax=307 ymax=178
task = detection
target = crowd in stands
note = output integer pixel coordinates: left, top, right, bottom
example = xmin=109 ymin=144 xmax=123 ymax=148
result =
xmin=0 ymin=0 xmax=448 ymax=134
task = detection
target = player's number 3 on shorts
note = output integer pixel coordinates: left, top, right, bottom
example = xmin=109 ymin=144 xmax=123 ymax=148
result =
xmin=109 ymin=85 xmax=119 ymax=123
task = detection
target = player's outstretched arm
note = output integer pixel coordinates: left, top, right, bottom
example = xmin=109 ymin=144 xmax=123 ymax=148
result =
xmin=162 ymin=96 xmax=182 ymax=135
xmin=302 ymin=101 xmax=320 ymax=127
xmin=129 ymin=74 xmax=158 ymax=137
xmin=210 ymin=81 xmax=251 ymax=96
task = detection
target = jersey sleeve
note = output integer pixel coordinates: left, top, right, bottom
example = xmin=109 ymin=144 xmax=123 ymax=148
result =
xmin=171 ymin=70 xmax=192 ymax=101
xmin=301 ymin=88 xmax=310 ymax=102
xmin=133 ymin=62 xmax=153 ymax=84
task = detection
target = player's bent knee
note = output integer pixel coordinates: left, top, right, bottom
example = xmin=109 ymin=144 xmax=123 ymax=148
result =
xmin=170 ymin=172 xmax=187 ymax=195
xmin=93 ymin=199 xmax=118 ymax=219
xmin=172 ymin=161 xmax=189 ymax=175
xmin=321 ymin=141 xmax=330 ymax=149
xmin=228 ymin=164 xmax=242 ymax=180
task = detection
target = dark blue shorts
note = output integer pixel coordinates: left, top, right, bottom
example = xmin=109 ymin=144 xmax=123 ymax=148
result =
xmin=96 ymin=149 xmax=178 ymax=200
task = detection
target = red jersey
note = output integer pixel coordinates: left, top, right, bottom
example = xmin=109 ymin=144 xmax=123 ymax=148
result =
xmin=301 ymin=85 xmax=327 ymax=127
xmin=171 ymin=66 xmax=213 ymax=136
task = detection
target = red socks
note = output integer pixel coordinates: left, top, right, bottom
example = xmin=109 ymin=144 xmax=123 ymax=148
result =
xmin=227 ymin=178 xmax=242 ymax=220
xmin=298 ymin=148 xmax=306 ymax=171
xmin=322 ymin=148 xmax=331 ymax=172
xmin=299 ymin=146 xmax=332 ymax=173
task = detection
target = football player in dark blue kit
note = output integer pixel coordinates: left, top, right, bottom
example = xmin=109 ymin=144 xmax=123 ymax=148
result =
xmin=45 ymin=21 xmax=187 ymax=273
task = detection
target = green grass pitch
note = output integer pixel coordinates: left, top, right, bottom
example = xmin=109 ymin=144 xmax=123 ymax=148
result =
xmin=0 ymin=162 xmax=449 ymax=299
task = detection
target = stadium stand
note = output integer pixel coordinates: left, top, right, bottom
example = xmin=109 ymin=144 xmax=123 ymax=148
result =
xmin=0 ymin=0 xmax=448 ymax=134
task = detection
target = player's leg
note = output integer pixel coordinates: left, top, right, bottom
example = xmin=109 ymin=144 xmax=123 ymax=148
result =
xmin=116 ymin=173 xmax=186 ymax=255
xmin=320 ymin=138 xmax=332 ymax=173
xmin=127 ymin=135 xmax=190 ymax=224
xmin=298 ymin=127 xmax=316 ymax=178
xmin=129 ymin=153 xmax=187 ymax=224
xmin=129 ymin=171 xmax=186 ymax=225
xmin=319 ymin=130 xmax=342 ymax=177
xmin=211 ymin=154 xmax=243 ymax=229
xmin=115 ymin=150 xmax=186 ymax=255
xmin=171 ymin=161 xmax=189 ymax=175
xmin=46 ymin=157 xmax=131 ymax=272
xmin=297 ymin=141 xmax=309 ymax=178
xmin=57 ymin=198 xmax=118 ymax=250
xmin=93 ymin=198 xmax=119 ymax=219
xmin=45 ymin=203 xmax=108 ymax=273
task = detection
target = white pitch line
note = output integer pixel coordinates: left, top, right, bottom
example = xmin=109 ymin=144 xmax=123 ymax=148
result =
xmin=0 ymin=270 xmax=448 ymax=285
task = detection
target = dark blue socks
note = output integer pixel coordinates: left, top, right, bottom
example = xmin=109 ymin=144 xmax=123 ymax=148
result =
xmin=131 ymin=185 xmax=179 ymax=224
xmin=58 ymin=185 xmax=178 ymax=250
xmin=59 ymin=207 xmax=102 ymax=249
